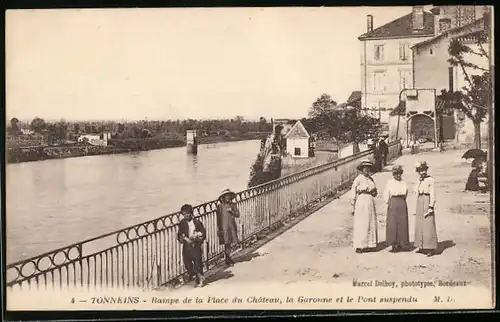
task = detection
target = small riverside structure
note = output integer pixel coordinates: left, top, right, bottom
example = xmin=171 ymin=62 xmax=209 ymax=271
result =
xmin=6 ymin=141 xmax=401 ymax=291
xmin=77 ymin=132 xmax=111 ymax=147
xmin=186 ymin=130 xmax=198 ymax=154
xmin=283 ymin=120 xmax=310 ymax=159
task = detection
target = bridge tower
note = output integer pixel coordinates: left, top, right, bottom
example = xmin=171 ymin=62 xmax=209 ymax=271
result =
xmin=186 ymin=130 xmax=198 ymax=154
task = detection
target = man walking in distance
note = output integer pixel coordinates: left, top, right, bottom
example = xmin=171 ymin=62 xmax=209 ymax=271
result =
xmin=177 ymin=204 xmax=206 ymax=287
xmin=372 ymin=138 xmax=382 ymax=172
xmin=379 ymin=136 xmax=389 ymax=168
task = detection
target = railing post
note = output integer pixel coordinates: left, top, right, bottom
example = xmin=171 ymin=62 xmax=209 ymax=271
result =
xmin=78 ymin=244 xmax=83 ymax=289
xmin=241 ymin=224 xmax=245 ymax=248
xmin=205 ymin=241 xmax=210 ymax=271
xmin=268 ymin=193 xmax=272 ymax=230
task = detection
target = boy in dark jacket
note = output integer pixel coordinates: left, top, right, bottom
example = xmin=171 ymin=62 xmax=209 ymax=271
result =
xmin=177 ymin=204 xmax=206 ymax=287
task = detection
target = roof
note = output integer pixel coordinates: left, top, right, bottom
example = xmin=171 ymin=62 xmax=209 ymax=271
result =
xmin=336 ymin=91 xmax=362 ymax=109
xmin=412 ymin=17 xmax=485 ymax=49
xmin=284 ymin=120 xmax=310 ymax=139
xmin=389 ymin=97 xmax=454 ymax=116
xmin=389 ymin=101 xmax=406 ymax=116
xmin=358 ymin=11 xmax=435 ymax=40
xmin=347 ymin=91 xmax=362 ymax=103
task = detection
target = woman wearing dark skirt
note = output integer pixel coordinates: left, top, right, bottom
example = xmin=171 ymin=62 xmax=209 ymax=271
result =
xmin=383 ymin=165 xmax=410 ymax=252
xmin=413 ymin=161 xmax=438 ymax=257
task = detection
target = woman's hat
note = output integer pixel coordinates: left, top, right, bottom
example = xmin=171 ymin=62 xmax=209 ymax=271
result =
xmin=392 ymin=164 xmax=404 ymax=174
xmin=357 ymin=159 xmax=374 ymax=171
xmin=219 ymin=188 xmax=236 ymax=201
xmin=415 ymin=161 xmax=429 ymax=172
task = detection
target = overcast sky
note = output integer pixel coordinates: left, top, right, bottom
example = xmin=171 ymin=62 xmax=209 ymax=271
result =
xmin=6 ymin=6 xmax=415 ymax=122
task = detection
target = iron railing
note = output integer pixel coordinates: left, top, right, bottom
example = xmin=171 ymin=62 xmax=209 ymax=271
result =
xmin=6 ymin=141 xmax=401 ymax=291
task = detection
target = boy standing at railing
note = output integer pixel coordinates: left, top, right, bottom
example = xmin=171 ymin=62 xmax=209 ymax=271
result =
xmin=177 ymin=204 xmax=206 ymax=287
xmin=216 ymin=189 xmax=240 ymax=266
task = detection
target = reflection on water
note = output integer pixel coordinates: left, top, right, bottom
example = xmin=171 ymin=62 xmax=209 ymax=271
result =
xmin=6 ymin=140 xmax=260 ymax=263
xmin=189 ymin=154 xmax=198 ymax=173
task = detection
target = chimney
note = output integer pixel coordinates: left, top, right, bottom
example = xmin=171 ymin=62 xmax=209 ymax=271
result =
xmin=367 ymin=15 xmax=373 ymax=33
xmin=412 ymin=6 xmax=424 ymax=31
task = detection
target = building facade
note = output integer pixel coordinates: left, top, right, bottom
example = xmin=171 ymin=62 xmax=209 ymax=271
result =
xmin=412 ymin=5 xmax=490 ymax=144
xmin=358 ymin=6 xmax=435 ymax=124
xmin=78 ymin=132 xmax=111 ymax=146
xmin=284 ymin=121 xmax=310 ymax=158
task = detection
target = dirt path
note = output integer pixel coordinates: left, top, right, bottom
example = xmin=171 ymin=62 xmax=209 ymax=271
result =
xmin=172 ymin=149 xmax=493 ymax=296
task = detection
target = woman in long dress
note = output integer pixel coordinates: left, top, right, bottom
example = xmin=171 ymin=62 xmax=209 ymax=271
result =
xmin=383 ymin=164 xmax=410 ymax=252
xmin=465 ymin=163 xmax=481 ymax=192
xmin=216 ymin=189 xmax=240 ymax=266
xmin=349 ymin=159 xmax=379 ymax=253
xmin=413 ymin=161 xmax=438 ymax=257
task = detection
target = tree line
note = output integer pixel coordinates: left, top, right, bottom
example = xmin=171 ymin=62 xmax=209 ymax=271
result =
xmin=6 ymin=116 xmax=274 ymax=144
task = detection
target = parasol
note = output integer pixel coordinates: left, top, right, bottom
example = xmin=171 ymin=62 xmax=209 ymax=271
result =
xmin=462 ymin=149 xmax=487 ymax=160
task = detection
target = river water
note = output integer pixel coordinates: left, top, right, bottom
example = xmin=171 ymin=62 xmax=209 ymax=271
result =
xmin=6 ymin=140 xmax=261 ymax=263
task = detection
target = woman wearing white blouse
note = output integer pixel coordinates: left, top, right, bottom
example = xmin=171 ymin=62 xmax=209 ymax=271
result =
xmin=349 ymin=159 xmax=379 ymax=254
xmin=383 ymin=165 xmax=410 ymax=253
xmin=414 ymin=161 xmax=438 ymax=257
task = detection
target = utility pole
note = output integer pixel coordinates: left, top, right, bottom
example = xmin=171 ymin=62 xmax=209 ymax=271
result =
xmin=396 ymin=89 xmax=405 ymax=145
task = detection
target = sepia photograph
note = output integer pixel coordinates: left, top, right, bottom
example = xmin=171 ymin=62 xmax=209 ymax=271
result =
xmin=4 ymin=5 xmax=495 ymax=312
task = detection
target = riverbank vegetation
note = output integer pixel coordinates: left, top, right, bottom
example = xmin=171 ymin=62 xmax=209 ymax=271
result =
xmin=6 ymin=116 xmax=273 ymax=163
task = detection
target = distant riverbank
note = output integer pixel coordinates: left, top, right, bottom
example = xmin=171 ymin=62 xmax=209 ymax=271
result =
xmin=6 ymin=135 xmax=265 ymax=164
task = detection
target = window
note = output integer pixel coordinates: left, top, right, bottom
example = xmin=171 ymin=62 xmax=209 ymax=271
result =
xmin=430 ymin=48 xmax=433 ymax=55
xmin=439 ymin=18 xmax=452 ymax=33
xmin=294 ymin=147 xmax=301 ymax=156
xmin=399 ymin=43 xmax=410 ymax=61
xmin=461 ymin=6 xmax=476 ymax=26
xmin=399 ymin=69 xmax=412 ymax=91
xmin=374 ymin=45 xmax=384 ymax=61
xmin=373 ymin=71 xmax=387 ymax=92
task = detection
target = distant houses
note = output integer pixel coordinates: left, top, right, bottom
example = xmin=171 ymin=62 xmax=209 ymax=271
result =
xmin=20 ymin=129 xmax=35 ymax=135
xmin=77 ymin=132 xmax=112 ymax=146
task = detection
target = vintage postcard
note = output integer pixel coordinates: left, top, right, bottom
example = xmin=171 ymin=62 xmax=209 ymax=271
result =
xmin=4 ymin=6 xmax=495 ymax=312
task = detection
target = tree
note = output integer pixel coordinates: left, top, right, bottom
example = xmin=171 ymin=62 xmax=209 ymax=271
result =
xmin=308 ymin=93 xmax=338 ymax=119
xmin=439 ymin=27 xmax=490 ymax=148
xmin=306 ymin=94 xmax=344 ymax=140
xmin=46 ymin=123 xmax=56 ymax=145
xmin=54 ymin=120 xmax=68 ymax=141
xmin=304 ymin=93 xmax=382 ymax=148
xmin=30 ymin=117 xmax=46 ymax=133
xmin=338 ymin=107 xmax=382 ymax=152
xmin=10 ymin=117 xmax=21 ymax=136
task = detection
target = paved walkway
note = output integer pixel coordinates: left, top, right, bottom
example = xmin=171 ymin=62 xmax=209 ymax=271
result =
xmin=167 ymin=149 xmax=493 ymax=306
